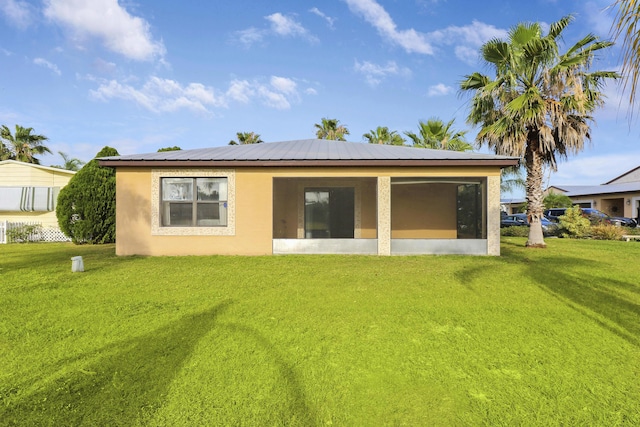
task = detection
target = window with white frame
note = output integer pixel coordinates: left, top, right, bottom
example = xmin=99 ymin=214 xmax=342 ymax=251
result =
xmin=160 ymin=177 xmax=228 ymax=227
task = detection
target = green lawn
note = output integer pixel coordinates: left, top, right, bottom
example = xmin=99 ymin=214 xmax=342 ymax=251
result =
xmin=1 ymin=238 xmax=639 ymax=426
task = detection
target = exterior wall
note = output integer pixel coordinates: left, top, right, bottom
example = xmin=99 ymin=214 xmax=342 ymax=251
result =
xmin=0 ymin=161 xmax=74 ymax=228
xmin=0 ymin=161 xmax=74 ymax=187
xmin=391 ymin=183 xmax=456 ymax=238
xmin=114 ymin=165 xmax=503 ymax=256
xmin=569 ymin=193 xmax=640 ymax=219
xmin=608 ymin=167 xmax=640 ymax=184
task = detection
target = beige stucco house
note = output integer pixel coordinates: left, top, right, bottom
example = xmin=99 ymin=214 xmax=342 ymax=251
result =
xmin=99 ymin=139 xmax=518 ymax=256
xmin=547 ymin=165 xmax=640 ymax=220
xmin=0 ymin=160 xmax=75 ymax=229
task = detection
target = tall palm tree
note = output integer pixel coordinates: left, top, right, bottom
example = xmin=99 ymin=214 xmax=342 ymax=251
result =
xmin=314 ymin=118 xmax=350 ymax=141
xmin=611 ymin=0 xmax=640 ymax=110
xmin=362 ymin=126 xmax=405 ymax=145
xmin=500 ymin=166 xmax=525 ymax=194
xmin=229 ymin=132 xmax=263 ymax=145
xmin=53 ymin=151 xmax=85 ymax=171
xmin=404 ymin=118 xmax=473 ymax=151
xmin=0 ymin=124 xmax=51 ymax=164
xmin=460 ymin=15 xmax=618 ymax=247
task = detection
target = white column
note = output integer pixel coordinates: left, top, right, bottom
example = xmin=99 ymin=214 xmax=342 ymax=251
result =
xmin=377 ymin=176 xmax=391 ymax=256
xmin=487 ymin=175 xmax=501 ymax=256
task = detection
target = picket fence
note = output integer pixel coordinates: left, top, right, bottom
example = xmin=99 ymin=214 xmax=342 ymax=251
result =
xmin=0 ymin=221 xmax=71 ymax=244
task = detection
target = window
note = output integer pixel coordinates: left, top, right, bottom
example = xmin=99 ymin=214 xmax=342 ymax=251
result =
xmin=161 ymin=177 xmax=228 ymax=227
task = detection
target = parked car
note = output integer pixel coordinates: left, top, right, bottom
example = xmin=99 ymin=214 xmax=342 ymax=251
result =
xmin=500 ymin=213 xmax=557 ymax=235
xmin=543 ymin=207 xmax=637 ymax=227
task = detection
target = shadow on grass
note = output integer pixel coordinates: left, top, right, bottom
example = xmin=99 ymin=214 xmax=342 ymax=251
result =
xmin=501 ymin=245 xmax=640 ymax=347
xmin=221 ymin=322 xmax=318 ymax=426
xmin=1 ymin=301 xmax=232 ymax=426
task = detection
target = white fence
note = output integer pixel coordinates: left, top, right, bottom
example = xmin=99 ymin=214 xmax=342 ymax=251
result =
xmin=0 ymin=221 xmax=71 ymax=244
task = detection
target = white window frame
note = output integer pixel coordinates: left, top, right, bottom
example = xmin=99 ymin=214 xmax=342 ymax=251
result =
xmin=151 ymin=169 xmax=235 ymax=236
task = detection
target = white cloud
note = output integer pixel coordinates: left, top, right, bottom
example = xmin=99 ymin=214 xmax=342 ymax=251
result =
xmin=33 ymin=57 xmax=61 ymax=75
xmin=310 ymin=7 xmax=335 ymax=29
xmin=90 ymin=77 xmax=224 ymax=114
xmin=90 ymin=75 xmax=306 ymax=113
xmin=429 ymin=20 xmax=507 ymax=64
xmin=343 ymin=0 xmax=433 ymax=54
xmin=227 ymin=76 xmax=301 ymax=110
xmin=305 ymin=87 xmax=318 ymax=95
xmin=353 ymin=59 xmax=411 ymax=86
xmin=234 ymin=12 xmax=317 ymax=46
xmin=234 ymin=27 xmax=266 ymax=47
xmin=0 ymin=0 xmax=33 ymax=28
xmin=344 ymin=0 xmax=508 ymax=64
xmin=270 ymin=76 xmax=297 ymax=94
xmin=43 ymin=0 xmax=166 ymax=61
xmin=266 ymin=12 xmax=318 ymax=42
xmin=427 ymin=83 xmax=453 ymax=97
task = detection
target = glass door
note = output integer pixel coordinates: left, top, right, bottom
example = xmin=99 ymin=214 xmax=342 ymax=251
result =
xmin=304 ymin=188 xmax=354 ymax=238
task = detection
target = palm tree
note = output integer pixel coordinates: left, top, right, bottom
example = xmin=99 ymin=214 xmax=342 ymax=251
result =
xmin=52 ymin=151 xmax=85 ymax=171
xmin=362 ymin=126 xmax=405 ymax=145
xmin=500 ymin=166 xmax=525 ymax=194
xmin=460 ymin=15 xmax=618 ymax=247
xmin=611 ymin=0 xmax=640 ymax=110
xmin=0 ymin=125 xmax=51 ymax=164
xmin=314 ymin=118 xmax=350 ymax=141
xmin=403 ymin=118 xmax=473 ymax=151
xmin=229 ymin=132 xmax=263 ymax=145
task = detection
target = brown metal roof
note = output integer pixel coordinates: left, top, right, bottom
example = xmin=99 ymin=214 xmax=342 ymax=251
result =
xmin=98 ymin=139 xmax=519 ymax=167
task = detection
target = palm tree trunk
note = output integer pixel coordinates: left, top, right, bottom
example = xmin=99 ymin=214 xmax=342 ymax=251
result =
xmin=524 ymin=140 xmax=547 ymax=248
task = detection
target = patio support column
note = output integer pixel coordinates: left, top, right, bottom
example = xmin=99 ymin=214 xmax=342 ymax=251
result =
xmin=377 ymin=176 xmax=391 ymax=256
xmin=487 ymin=174 xmax=500 ymax=256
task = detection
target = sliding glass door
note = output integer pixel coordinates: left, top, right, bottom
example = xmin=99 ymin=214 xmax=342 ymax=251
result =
xmin=304 ymin=188 xmax=354 ymax=238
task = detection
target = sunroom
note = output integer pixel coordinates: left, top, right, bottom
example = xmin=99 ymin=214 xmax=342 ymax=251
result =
xmin=272 ymin=176 xmax=487 ymax=255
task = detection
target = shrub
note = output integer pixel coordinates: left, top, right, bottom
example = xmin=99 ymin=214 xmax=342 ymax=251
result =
xmin=590 ymin=224 xmax=625 ymax=240
xmin=56 ymin=146 xmax=119 ymax=244
xmin=7 ymin=223 xmax=42 ymax=243
xmin=558 ymin=206 xmax=591 ymax=238
xmin=500 ymin=226 xmax=530 ymax=237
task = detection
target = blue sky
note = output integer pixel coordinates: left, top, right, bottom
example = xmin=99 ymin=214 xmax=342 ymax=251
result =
xmin=0 ymin=0 xmax=636 ymax=196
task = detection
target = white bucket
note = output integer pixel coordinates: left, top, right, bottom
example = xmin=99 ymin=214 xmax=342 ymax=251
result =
xmin=71 ymin=256 xmax=84 ymax=272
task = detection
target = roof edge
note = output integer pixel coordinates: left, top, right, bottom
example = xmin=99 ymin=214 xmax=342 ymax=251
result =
xmin=0 ymin=159 xmax=77 ymax=175
xmin=98 ymin=159 xmax=519 ymax=168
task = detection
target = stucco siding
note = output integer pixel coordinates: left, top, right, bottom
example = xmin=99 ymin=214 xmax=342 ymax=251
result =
xmin=114 ymin=165 xmax=503 ymax=256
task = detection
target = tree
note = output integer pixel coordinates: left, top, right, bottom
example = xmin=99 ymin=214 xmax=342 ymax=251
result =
xmin=51 ymin=151 xmax=85 ymax=171
xmin=157 ymin=146 xmax=182 ymax=152
xmin=0 ymin=124 xmax=51 ymax=164
xmin=362 ymin=126 xmax=405 ymax=145
xmin=403 ymin=118 xmax=473 ymax=151
xmin=56 ymin=146 xmax=119 ymax=244
xmin=611 ymin=0 xmax=640 ymax=110
xmin=314 ymin=118 xmax=350 ymax=141
xmin=500 ymin=166 xmax=526 ymax=194
xmin=460 ymin=15 xmax=618 ymax=247
xmin=544 ymin=192 xmax=573 ymax=209
xmin=229 ymin=132 xmax=263 ymax=145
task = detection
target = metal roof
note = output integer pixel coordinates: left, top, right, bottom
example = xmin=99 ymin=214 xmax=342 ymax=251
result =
xmin=98 ymin=139 xmax=518 ymax=167
xmin=550 ymin=182 xmax=640 ymax=196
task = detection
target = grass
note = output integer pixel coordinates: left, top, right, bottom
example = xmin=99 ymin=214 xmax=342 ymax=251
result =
xmin=1 ymin=238 xmax=639 ymax=426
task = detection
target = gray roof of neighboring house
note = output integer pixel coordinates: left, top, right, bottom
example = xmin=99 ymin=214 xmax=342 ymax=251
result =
xmin=549 ymin=182 xmax=640 ymax=196
xmin=99 ymin=139 xmax=519 ymax=167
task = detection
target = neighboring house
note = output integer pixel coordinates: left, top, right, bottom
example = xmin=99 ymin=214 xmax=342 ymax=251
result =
xmin=98 ymin=139 xmax=518 ymax=256
xmin=0 ymin=160 xmax=75 ymax=232
xmin=547 ymin=165 xmax=640 ymax=220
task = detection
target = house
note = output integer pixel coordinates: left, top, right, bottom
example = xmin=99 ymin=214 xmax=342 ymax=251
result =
xmin=98 ymin=139 xmax=519 ymax=256
xmin=547 ymin=165 xmax=640 ymax=220
xmin=0 ymin=160 xmax=75 ymax=239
